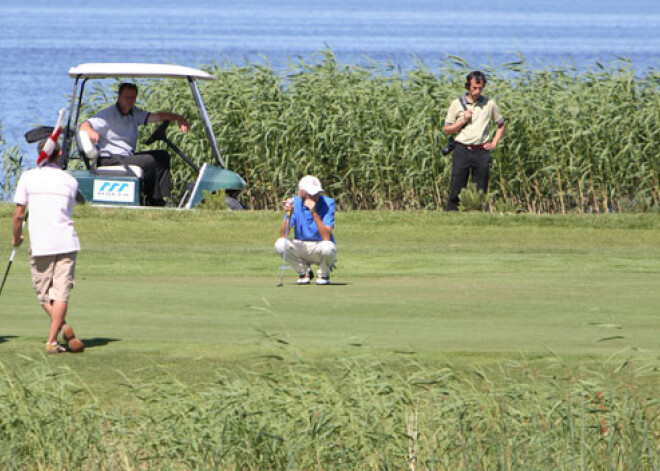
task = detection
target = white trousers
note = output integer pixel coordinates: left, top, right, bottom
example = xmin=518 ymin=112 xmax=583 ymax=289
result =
xmin=274 ymin=238 xmax=337 ymax=278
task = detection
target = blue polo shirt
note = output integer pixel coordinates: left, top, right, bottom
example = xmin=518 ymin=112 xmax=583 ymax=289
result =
xmin=288 ymin=195 xmax=335 ymax=242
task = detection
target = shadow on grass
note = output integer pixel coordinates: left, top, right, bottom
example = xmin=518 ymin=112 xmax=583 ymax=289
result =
xmin=282 ymin=282 xmax=350 ymax=286
xmin=81 ymin=337 xmax=121 ymax=349
xmin=0 ymin=335 xmax=18 ymax=345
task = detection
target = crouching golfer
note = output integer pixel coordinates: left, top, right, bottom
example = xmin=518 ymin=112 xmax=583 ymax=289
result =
xmin=12 ymin=139 xmax=83 ymax=354
xmin=275 ymin=175 xmax=337 ymax=285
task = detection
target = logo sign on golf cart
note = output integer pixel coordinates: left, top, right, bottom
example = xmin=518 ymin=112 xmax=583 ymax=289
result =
xmin=93 ymin=180 xmax=136 ymax=203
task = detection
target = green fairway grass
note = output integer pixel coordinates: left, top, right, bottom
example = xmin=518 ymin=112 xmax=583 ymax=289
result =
xmin=2 ymin=206 xmax=659 ymax=362
xmin=1 ymin=205 xmax=659 ymax=468
xmin=2 ymin=206 xmax=660 ymax=375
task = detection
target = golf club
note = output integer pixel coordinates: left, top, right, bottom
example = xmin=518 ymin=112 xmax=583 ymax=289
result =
xmin=277 ymin=208 xmax=293 ymax=287
xmin=1 ymin=215 xmax=27 ymax=300
xmin=0 ymin=248 xmax=18 ymax=299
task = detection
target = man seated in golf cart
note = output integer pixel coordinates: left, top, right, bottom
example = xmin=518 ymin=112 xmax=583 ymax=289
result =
xmin=78 ymin=82 xmax=189 ymax=206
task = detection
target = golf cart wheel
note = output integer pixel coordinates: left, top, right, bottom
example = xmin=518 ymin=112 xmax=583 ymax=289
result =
xmin=225 ymin=196 xmax=247 ymax=211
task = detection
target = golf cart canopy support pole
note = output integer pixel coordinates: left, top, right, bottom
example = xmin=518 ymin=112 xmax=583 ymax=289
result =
xmin=60 ymin=77 xmax=82 ymax=169
xmin=188 ymin=77 xmax=225 ymax=168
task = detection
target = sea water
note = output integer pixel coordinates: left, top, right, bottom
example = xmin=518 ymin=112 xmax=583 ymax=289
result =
xmin=1 ymin=0 xmax=659 ymax=163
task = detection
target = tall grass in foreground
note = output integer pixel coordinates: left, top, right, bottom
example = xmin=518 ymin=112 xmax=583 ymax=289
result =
xmin=135 ymin=52 xmax=660 ymax=213
xmin=2 ymin=356 xmax=659 ymax=470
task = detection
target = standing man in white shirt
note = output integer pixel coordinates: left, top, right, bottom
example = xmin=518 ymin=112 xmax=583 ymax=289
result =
xmin=12 ymin=138 xmax=83 ymax=354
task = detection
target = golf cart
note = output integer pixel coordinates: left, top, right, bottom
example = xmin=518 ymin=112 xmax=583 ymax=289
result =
xmin=30 ymin=63 xmax=246 ymax=209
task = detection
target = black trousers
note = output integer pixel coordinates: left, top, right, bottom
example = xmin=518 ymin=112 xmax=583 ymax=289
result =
xmin=99 ymin=150 xmax=172 ymax=205
xmin=446 ymin=143 xmax=492 ymax=211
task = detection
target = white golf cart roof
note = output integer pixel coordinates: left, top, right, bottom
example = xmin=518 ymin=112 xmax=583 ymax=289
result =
xmin=68 ymin=63 xmax=216 ymax=80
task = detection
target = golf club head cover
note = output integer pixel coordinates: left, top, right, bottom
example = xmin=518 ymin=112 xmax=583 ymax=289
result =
xmin=24 ymin=126 xmax=54 ymax=144
xmin=37 ymin=108 xmax=66 ymax=166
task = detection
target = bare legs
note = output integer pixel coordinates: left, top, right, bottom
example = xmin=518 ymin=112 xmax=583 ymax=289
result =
xmin=41 ymin=300 xmax=67 ymax=344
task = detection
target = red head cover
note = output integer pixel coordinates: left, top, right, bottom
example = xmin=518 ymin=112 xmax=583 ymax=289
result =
xmin=37 ymin=108 xmax=66 ymax=166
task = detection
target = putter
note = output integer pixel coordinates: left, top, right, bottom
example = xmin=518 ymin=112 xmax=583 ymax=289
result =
xmin=0 ymin=247 xmax=18 ymax=299
xmin=277 ymin=208 xmax=292 ymax=287
xmin=0 ymin=216 xmax=26 ymax=300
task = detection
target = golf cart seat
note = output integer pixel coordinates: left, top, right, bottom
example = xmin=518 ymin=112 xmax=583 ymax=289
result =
xmin=76 ymin=130 xmax=143 ymax=178
xmin=95 ymin=165 xmax=143 ymax=178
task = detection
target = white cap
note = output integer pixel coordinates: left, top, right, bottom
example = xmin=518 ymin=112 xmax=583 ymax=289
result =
xmin=298 ymin=175 xmax=324 ymax=195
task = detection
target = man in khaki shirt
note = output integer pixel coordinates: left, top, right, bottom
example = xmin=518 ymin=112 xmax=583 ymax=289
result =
xmin=444 ymin=71 xmax=505 ymax=211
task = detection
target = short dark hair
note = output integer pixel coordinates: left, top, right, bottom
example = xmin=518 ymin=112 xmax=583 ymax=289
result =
xmin=465 ymin=71 xmax=487 ymax=89
xmin=37 ymin=138 xmax=60 ymax=160
xmin=118 ymin=82 xmax=138 ymax=96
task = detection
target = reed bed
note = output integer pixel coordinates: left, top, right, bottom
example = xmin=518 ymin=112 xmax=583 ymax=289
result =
xmin=133 ymin=52 xmax=659 ymax=212
xmin=7 ymin=51 xmax=659 ymax=211
xmin=0 ymin=125 xmax=23 ymax=201
xmin=2 ymin=355 xmax=659 ymax=470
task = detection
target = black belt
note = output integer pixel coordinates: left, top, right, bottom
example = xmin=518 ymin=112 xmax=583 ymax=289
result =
xmin=456 ymin=142 xmax=486 ymax=150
